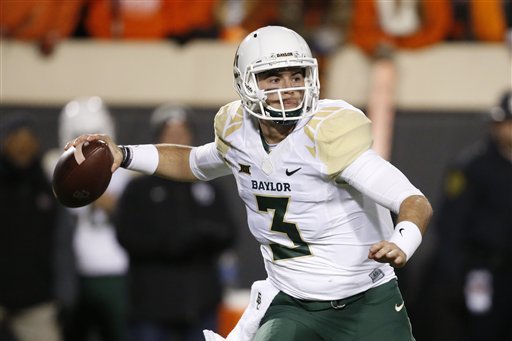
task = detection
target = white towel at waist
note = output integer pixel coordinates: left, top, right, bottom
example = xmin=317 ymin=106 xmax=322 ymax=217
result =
xmin=203 ymin=279 xmax=279 ymax=341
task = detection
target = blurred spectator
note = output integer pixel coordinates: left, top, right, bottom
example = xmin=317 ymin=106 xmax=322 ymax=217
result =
xmin=46 ymin=97 xmax=133 ymax=341
xmin=447 ymin=0 xmax=512 ymax=42
xmin=214 ymin=0 xmax=279 ymax=43
xmin=362 ymin=56 xmax=397 ymax=161
xmin=420 ymin=90 xmax=512 ymax=341
xmin=215 ymin=0 xmax=350 ymax=84
xmin=278 ymin=0 xmax=351 ymax=57
xmin=0 ymin=0 xmax=85 ymax=56
xmin=350 ymin=0 xmax=452 ymax=57
xmin=0 ymin=114 xmax=60 ymax=341
xmin=349 ymin=0 xmax=452 ymax=160
xmin=115 ymin=103 xmax=237 ymax=341
xmin=279 ymin=0 xmax=351 ymax=88
xmin=85 ymin=0 xmax=219 ymax=43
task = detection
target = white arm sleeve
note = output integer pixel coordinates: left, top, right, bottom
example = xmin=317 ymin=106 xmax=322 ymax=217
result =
xmin=189 ymin=142 xmax=232 ymax=181
xmin=338 ymin=149 xmax=423 ymax=213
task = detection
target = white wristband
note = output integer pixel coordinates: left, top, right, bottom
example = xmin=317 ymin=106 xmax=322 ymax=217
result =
xmin=389 ymin=221 xmax=422 ymax=262
xmin=120 ymin=144 xmax=159 ymax=174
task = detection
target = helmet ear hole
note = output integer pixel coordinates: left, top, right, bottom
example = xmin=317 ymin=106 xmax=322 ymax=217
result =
xmin=233 ymin=26 xmax=320 ymax=122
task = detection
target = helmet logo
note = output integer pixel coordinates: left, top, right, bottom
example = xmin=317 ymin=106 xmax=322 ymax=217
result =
xmin=270 ymin=52 xmax=294 ymax=60
xmin=245 ymin=82 xmax=254 ymax=93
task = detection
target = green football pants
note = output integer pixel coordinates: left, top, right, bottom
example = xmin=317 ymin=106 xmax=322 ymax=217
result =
xmin=253 ymin=279 xmax=415 ymax=341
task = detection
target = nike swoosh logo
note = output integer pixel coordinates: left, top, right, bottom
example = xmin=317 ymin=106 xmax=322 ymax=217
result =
xmin=285 ymin=167 xmax=302 ymax=176
xmin=395 ymin=302 xmax=405 ymax=312
xmin=399 ymin=228 xmax=404 ymax=236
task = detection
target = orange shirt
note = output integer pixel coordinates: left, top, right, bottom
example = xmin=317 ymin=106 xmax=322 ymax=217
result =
xmin=0 ymin=0 xmax=84 ymax=40
xmin=470 ymin=0 xmax=507 ymax=42
xmin=350 ymin=0 xmax=452 ymax=56
xmin=85 ymin=0 xmax=218 ymax=39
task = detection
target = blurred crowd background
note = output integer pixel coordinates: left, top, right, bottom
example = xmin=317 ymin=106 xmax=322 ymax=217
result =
xmin=1 ymin=1 xmax=511 ymax=341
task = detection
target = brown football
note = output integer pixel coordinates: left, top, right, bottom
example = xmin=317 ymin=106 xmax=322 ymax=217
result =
xmin=52 ymin=139 xmax=113 ymax=208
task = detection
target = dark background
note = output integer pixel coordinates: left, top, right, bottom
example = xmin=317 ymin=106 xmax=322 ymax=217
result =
xmin=1 ymin=104 xmax=488 ymax=289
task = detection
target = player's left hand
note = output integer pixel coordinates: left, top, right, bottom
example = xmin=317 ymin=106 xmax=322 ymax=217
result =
xmin=65 ymin=133 xmax=123 ymax=173
xmin=368 ymin=241 xmax=407 ymax=268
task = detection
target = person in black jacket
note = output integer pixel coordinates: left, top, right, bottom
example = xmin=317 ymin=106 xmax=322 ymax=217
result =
xmin=0 ymin=113 xmax=60 ymax=341
xmin=115 ymin=103 xmax=237 ymax=341
xmin=422 ymin=90 xmax=512 ymax=341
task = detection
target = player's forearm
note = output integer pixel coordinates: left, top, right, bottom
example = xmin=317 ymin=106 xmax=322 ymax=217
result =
xmin=374 ymin=195 xmax=433 ymax=265
xmin=155 ymin=144 xmax=198 ymax=182
xmin=396 ymin=195 xmax=433 ymax=235
xmin=118 ymin=142 xmax=197 ymax=181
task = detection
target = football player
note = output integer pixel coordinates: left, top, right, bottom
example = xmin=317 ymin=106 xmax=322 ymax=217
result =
xmin=69 ymin=26 xmax=432 ymax=341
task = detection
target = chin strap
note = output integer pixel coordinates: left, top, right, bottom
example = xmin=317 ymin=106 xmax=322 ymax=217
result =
xmin=272 ymin=119 xmax=299 ymax=126
xmin=264 ymin=106 xmax=302 ymax=126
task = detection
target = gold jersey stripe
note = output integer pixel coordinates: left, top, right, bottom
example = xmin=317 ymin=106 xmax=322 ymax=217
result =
xmin=214 ymin=104 xmax=230 ymax=139
xmin=304 ymin=125 xmax=315 ymax=143
xmin=225 ymin=122 xmax=243 ymax=138
xmin=306 ymin=145 xmax=316 ymax=158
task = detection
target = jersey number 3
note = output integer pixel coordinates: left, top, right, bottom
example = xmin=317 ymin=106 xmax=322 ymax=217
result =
xmin=256 ymin=195 xmax=312 ymax=261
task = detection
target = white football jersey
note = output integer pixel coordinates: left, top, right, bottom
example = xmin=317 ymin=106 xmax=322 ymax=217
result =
xmin=194 ymin=99 xmax=396 ymax=300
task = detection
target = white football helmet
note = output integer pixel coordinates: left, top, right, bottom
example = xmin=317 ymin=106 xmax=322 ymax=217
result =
xmin=58 ymin=96 xmax=115 ymax=148
xmin=233 ymin=26 xmax=320 ymax=123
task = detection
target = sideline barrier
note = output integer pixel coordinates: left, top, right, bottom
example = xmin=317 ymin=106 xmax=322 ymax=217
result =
xmin=1 ymin=40 xmax=510 ymax=109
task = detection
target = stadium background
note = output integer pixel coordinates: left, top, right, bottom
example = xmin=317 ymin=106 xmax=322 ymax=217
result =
xmin=3 ymin=37 xmax=508 ymax=292
xmin=1 ymin=4 xmax=510 ymax=337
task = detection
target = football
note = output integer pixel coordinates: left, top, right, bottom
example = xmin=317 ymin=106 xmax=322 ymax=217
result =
xmin=52 ymin=139 xmax=113 ymax=208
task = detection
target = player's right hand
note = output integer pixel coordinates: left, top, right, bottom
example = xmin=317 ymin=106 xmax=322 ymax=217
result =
xmin=65 ymin=134 xmax=123 ymax=173
xmin=368 ymin=240 xmax=407 ymax=268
